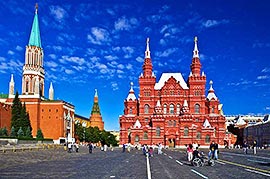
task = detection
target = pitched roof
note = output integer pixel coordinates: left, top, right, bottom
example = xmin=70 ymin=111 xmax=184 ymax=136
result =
xmin=154 ymin=73 xmax=188 ymax=90
xmin=28 ymin=8 xmax=42 ymax=48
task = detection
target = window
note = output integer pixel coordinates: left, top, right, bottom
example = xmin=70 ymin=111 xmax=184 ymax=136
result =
xmin=184 ymin=127 xmax=189 ymax=136
xmin=145 ymin=118 xmax=148 ymax=123
xmin=169 ymin=104 xmax=174 ymax=114
xmin=196 ymin=132 xmax=201 ymax=139
xmin=143 ymin=131 xmax=148 ymax=139
xmin=205 ymin=135 xmax=210 ymax=143
xmin=195 ymin=104 xmax=200 ymax=114
xmin=135 ymin=135 xmax=140 ymax=142
xmin=156 ymin=127 xmax=160 ymax=137
xmin=176 ymin=104 xmax=180 ymax=114
xmin=173 ymin=120 xmax=176 ymax=127
xmin=163 ymin=104 xmax=167 ymax=114
xmin=211 ymin=107 xmax=215 ymax=113
xmin=144 ymin=104 xmax=150 ymax=114
xmin=129 ymin=107 xmax=133 ymax=114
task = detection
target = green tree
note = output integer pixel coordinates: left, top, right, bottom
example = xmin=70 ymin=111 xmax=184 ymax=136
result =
xmin=20 ymin=103 xmax=32 ymax=136
xmin=25 ymin=126 xmax=32 ymax=138
xmin=0 ymin=128 xmax=3 ymax=136
xmin=2 ymin=127 xmax=8 ymax=136
xmin=17 ymin=127 xmax=24 ymax=137
xmin=36 ymin=128 xmax=44 ymax=140
xmin=11 ymin=91 xmax=22 ymax=134
xmin=10 ymin=126 xmax=16 ymax=137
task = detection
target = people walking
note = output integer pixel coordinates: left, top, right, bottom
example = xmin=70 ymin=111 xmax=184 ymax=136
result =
xmin=208 ymin=141 xmax=218 ymax=160
xmin=187 ymin=144 xmax=193 ymax=162
xmin=243 ymin=141 xmax=248 ymax=154
xmin=88 ymin=142 xmax=93 ymax=154
xmin=157 ymin=143 xmax=163 ymax=154
xmin=253 ymin=140 xmax=257 ymax=155
xmin=122 ymin=143 xmax=126 ymax=153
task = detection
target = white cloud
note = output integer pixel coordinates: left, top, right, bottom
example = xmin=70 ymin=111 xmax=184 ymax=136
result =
xmin=104 ymin=55 xmax=118 ymax=61
xmin=111 ymin=82 xmax=119 ymax=91
xmin=87 ymin=27 xmax=110 ymax=45
xmin=126 ymin=64 xmax=133 ymax=70
xmin=146 ymin=15 xmax=161 ymax=24
xmin=65 ymin=69 xmax=74 ymax=74
xmin=257 ymin=75 xmax=269 ymax=80
xmin=0 ymin=57 xmax=5 ymax=61
xmin=45 ymin=61 xmax=58 ymax=68
xmin=48 ymin=54 xmax=57 ymax=59
xmin=60 ymin=56 xmax=85 ymax=65
xmin=49 ymin=6 xmax=68 ymax=22
xmin=114 ymin=17 xmax=139 ymax=31
xmin=155 ymin=48 xmax=178 ymax=57
xmin=136 ymin=56 xmax=144 ymax=63
xmin=16 ymin=46 xmax=23 ymax=51
xmin=8 ymin=50 xmax=14 ymax=55
xmin=262 ymin=68 xmax=270 ymax=73
xmin=117 ymin=64 xmax=125 ymax=70
xmin=122 ymin=46 xmax=134 ymax=58
xmin=202 ymin=19 xmax=229 ymax=28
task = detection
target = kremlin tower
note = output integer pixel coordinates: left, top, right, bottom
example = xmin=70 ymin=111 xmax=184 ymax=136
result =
xmin=89 ymin=89 xmax=104 ymax=130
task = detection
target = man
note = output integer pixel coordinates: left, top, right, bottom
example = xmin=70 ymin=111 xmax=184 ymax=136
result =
xmin=253 ymin=140 xmax=257 ymax=155
xmin=88 ymin=142 xmax=93 ymax=154
xmin=208 ymin=141 xmax=218 ymax=160
xmin=243 ymin=141 xmax=248 ymax=154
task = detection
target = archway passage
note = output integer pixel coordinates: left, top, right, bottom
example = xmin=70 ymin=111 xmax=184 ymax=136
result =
xmin=168 ymin=138 xmax=176 ymax=148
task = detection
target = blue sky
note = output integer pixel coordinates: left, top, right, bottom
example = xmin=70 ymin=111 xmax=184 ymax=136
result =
xmin=0 ymin=0 xmax=269 ymax=130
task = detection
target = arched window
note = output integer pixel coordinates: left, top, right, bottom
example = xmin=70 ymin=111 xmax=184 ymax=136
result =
xmin=26 ymin=80 xmax=29 ymax=93
xmin=205 ymin=135 xmax=210 ymax=143
xmin=144 ymin=104 xmax=150 ymax=114
xmin=173 ymin=120 xmax=176 ymax=127
xmin=195 ymin=104 xmax=200 ymax=114
xmin=169 ymin=104 xmax=174 ymax=114
xmin=135 ymin=135 xmax=140 ymax=142
xmin=156 ymin=127 xmax=160 ymax=137
xmin=211 ymin=107 xmax=215 ymax=113
xmin=143 ymin=131 xmax=148 ymax=139
xmin=129 ymin=107 xmax=133 ymax=114
xmin=163 ymin=104 xmax=167 ymax=114
xmin=184 ymin=127 xmax=189 ymax=136
xmin=196 ymin=132 xmax=201 ymax=139
xmin=176 ymin=104 xmax=180 ymax=114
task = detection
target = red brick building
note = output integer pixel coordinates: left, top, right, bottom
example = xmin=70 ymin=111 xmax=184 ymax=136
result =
xmin=89 ymin=89 xmax=104 ymax=130
xmin=0 ymin=5 xmax=75 ymax=144
xmin=119 ymin=37 xmax=226 ymax=148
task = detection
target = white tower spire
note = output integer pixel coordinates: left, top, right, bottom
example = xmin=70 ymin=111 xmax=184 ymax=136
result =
xmin=145 ymin=37 xmax=151 ymax=59
xmin=49 ymin=82 xmax=54 ymax=100
xmin=193 ymin=36 xmax=199 ymax=58
xmin=9 ymin=74 xmax=15 ymax=96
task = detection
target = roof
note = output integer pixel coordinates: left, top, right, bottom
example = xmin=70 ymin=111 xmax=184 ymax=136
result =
xmin=154 ymin=73 xmax=188 ymax=90
xmin=28 ymin=9 xmax=42 ymax=48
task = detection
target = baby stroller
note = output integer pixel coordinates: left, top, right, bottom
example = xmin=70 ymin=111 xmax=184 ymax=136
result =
xmin=192 ymin=151 xmax=215 ymax=167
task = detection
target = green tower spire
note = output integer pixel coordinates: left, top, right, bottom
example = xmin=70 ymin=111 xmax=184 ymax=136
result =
xmin=28 ymin=4 xmax=42 ymax=48
xmin=91 ymin=89 xmax=101 ymax=115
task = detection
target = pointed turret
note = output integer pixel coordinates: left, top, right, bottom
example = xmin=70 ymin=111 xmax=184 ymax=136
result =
xmin=22 ymin=4 xmax=45 ymax=97
xmin=49 ymin=82 xmax=54 ymax=100
xmin=207 ymin=80 xmax=218 ymax=101
xmin=89 ymin=89 xmax=104 ymax=130
xmin=126 ymin=82 xmax=136 ymax=101
xmin=29 ymin=3 xmax=42 ymax=48
xmin=190 ymin=36 xmax=202 ymax=76
xmin=181 ymin=100 xmax=190 ymax=114
xmin=142 ymin=37 xmax=153 ymax=77
xmin=9 ymin=74 xmax=14 ymax=96
xmin=154 ymin=100 xmax=162 ymax=114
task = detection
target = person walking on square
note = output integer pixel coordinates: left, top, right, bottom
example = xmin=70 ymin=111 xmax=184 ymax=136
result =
xmin=88 ymin=142 xmax=93 ymax=154
xmin=187 ymin=144 xmax=193 ymax=162
xmin=68 ymin=142 xmax=72 ymax=153
xmin=253 ymin=140 xmax=257 ymax=155
xmin=243 ymin=141 xmax=248 ymax=154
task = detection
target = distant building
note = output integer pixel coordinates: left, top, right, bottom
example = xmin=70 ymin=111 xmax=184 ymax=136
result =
xmin=0 ymin=5 xmax=75 ymax=144
xmin=89 ymin=89 xmax=104 ymax=130
xmin=119 ymin=37 xmax=226 ymax=148
xmin=74 ymin=114 xmax=90 ymax=128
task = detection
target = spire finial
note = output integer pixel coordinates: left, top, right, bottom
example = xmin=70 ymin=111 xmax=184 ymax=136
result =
xmin=193 ymin=36 xmax=199 ymax=58
xmin=95 ymin=89 xmax=98 ymax=97
xmin=145 ymin=37 xmax=151 ymax=58
xmin=35 ymin=3 xmax=38 ymax=14
xmin=209 ymin=80 xmax=214 ymax=91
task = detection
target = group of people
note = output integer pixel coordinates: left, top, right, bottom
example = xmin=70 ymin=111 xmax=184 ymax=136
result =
xmin=186 ymin=141 xmax=219 ymax=162
xmin=67 ymin=142 xmax=79 ymax=153
xmin=243 ymin=140 xmax=257 ymax=155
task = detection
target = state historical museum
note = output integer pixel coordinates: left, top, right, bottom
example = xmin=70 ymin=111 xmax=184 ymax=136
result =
xmin=119 ymin=37 xmax=226 ymax=148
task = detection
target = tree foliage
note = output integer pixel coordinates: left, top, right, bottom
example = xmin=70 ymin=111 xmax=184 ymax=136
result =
xmin=10 ymin=91 xmax=32 ymax=138
xmin=36 ymin=128 xmax=44 ymax=140
xmin=17 ymin=127 xmax=24 ymax=137
xmin=75 ymin=124 xmax=118 ymax=146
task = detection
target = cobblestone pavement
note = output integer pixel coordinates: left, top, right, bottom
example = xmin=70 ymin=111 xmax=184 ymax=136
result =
xmin=1 ymin=147 xmax=270 ymax=179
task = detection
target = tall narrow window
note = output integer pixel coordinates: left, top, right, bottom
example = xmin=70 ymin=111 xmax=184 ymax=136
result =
xmin=156 ymin=127 xmax=160 ymax=137
xmin=196 ymin=132 xmax=201 ymax=139
xmin=163 ymin=104 xmax=167 ymax=114
xmin=195 ymin=104 xmax=200 ymax=114
xmin=184 ymin=127 xmax=189 ymax=136
xmin=169 ymin=104 xmax=174 ymax=114
xmin=176 ymin=104 xmax=180 ymax=114
xmin=205 ymin=135 xmax=210 ymax=143
xmin=143 ymin=131 xmax=148 ymax=139
xmin=135 ymin=135 xmax=140 ymax=142
xmin=144 ymin=104 xmax=150 ymax=114
xmin=129 ymin=107 xmax=133 ymax=114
